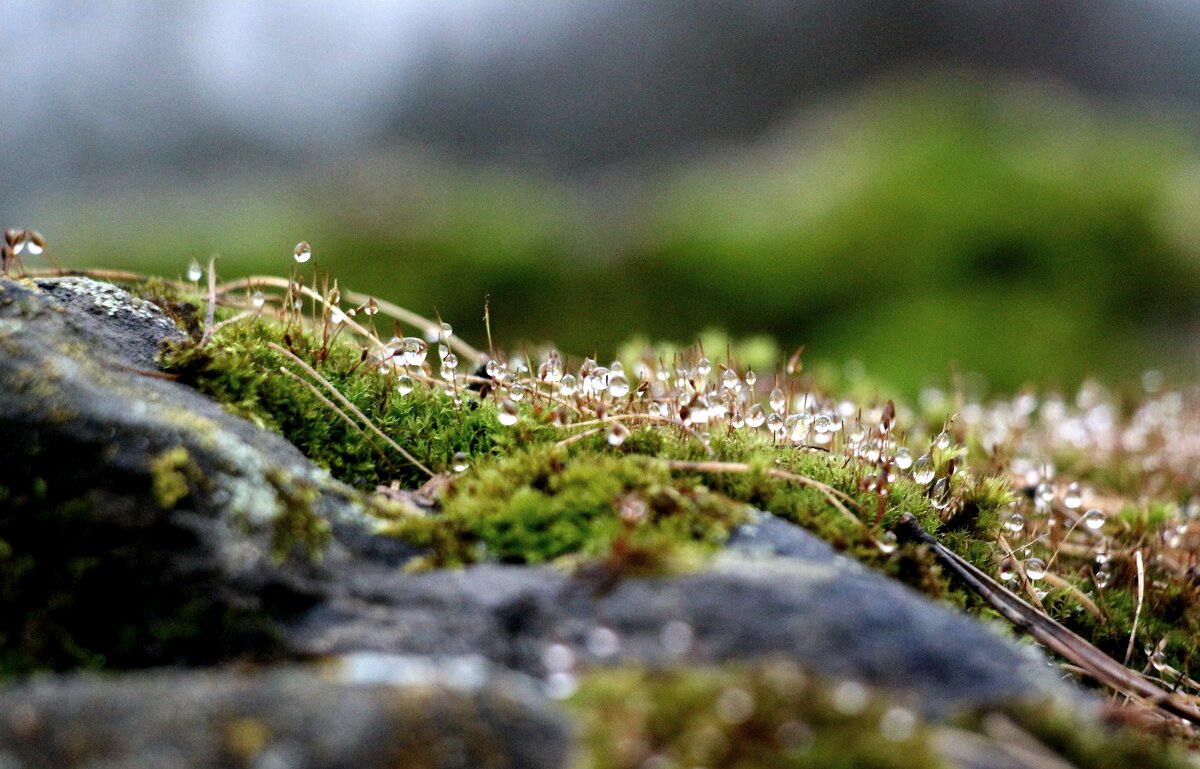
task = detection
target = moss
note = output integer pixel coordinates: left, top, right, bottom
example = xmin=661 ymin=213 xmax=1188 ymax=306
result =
xmin=568 ymin=662 xmax=943 ymax=769
xmin=159 ymin=318 xmax=521 ymax=490
xmin=388 ymin=444 xmax=751 ymax=569
xmin=569 ymin=663 xmax=1199 ymax=769
xmin=959 ymin=700 xmax=1197 ymax=769
xmin=263 ymin=468 xmax=331 ymax=560
xmin=149 ymin=446 xmax=195 ymax=509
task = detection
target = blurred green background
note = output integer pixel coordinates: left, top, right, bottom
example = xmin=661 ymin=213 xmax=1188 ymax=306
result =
xmin=41 ymin=76 xmax=1200 ymax=394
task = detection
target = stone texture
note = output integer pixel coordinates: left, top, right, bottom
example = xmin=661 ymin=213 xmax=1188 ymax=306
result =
xmin=289 ymin=516 xmax=1074 ymax=718
xmin=0 ymin=657 xmax=569 ymax=769
xmin=0 ymin=277 xmax=376 ymax=670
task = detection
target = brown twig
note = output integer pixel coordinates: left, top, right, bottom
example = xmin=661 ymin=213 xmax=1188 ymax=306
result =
xmin=896 ymin=513 xmax=1200 ymax=727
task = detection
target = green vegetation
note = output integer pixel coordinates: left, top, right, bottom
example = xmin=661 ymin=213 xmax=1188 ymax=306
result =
xmin=569 ymin=662 xmax=1196 ymax=769
xmin=148 ymin=289 xmax=1200 ymax=688
xmin=45 ymin=75 xmax=1200 ymax=392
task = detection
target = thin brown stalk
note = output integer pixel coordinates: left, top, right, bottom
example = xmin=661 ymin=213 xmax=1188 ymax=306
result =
xmin=897 ymin=514 xmax=1200 ymax=727
xmin=199 ymin=255 xmax=218 ymax=346
xmin=207 ymin=310 xmax=256 ymax=337
xmin=342 ymin=288 xmax=484 ymax=363
xmin=665 ymin=459 xmax=865 ymax=531
xmin=554 ymin=427 xmax=605 ymax=450
xmin=1125 ymin=550 xmax=1145 ymax=666
xmin=269 ymin=342 xmax=433 ymax=477
xmin=277 ymin=367 xmax=389 ymax=463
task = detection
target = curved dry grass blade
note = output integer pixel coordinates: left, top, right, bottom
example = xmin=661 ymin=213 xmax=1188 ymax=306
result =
xmin=269 ymin=342 xmax=433 ymax=477
xmin=665 ymin=459 xmax=866 ymax=531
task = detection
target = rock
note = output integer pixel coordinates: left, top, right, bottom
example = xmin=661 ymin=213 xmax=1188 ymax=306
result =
xmin=288 ymin=516 xmax=1079 ymax=718
xmin=0 ymin=277 xmax=380 ymax=671
xmin=0 ymin=656 xmax=569 ymax=769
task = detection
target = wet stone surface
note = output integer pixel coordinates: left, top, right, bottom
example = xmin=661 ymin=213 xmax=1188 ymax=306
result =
xmin=0 ymin=277 xmax=374 ymax=670
xmin=289 ymin=522 xmax=1072 ymax=718
xmin=0 ymin=657 xmax=570 ymax=769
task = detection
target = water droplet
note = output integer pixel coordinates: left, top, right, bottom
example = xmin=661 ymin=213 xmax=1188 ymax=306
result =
xmin=497 ymin=398 xmax=519 ymax=426
xmin=766 ymin=413 xmax=785 ymax=437
xmin=879 ymin=706 xmax=916 ymax=742
xmin=930 ymin=478 xmax=950 ymax=510
xmin=1024 ymin=557 xmax=1047 ymax=580
xmin=1152 ymin=650 xmax=1169 ymax=672
xmin=364 ymin=297 xmax=378 ymax=316
xmin=586 ymin=626 xmax=621 ymax=658
xmin=509 ymin=383 xmax=525 ymax=402
xmin=660 ymin=621 xmax=694 ymax=655
xmin=543 ymin=672 xmax=577 ymax=700
xmin=730 ymin=408 xmax=745 ymax=429
xmin=485 ymin=359 xmax=503 ymax=378
xmin=831 ymin=680 xmax=868 ymax=715
xmin=437 ymin=343 xmax=450 ymax=361
xmin=745 ymin=369 xmax=757 ymax=387
xmin=769 ymin=387 xmax=786 ymax=413
xmin=20 ymin=230 xmax=45 ymax=256
xmin=559 ymin=374 xmax=578 ymax=396
xmin=1082 ymin=508 xmax=1105 ymax=531
xmin=442 ymin=352 xmax=458 ymax=370
xmin=1093 ymin=566 xmax=1111 ymax=588
xmin=251 ymin=290 xmax=265 ymax=308
xmin=1064 ymin=482 xmax=1082 ymax=510
xmin=293 ymin=240 xmax=312 ymax=263
xmin=912 ymin=454 xmax=935 ymax=484
xmin=539 ymin=356 xmax=563 ymax=383
xmin=934 ymin=431 xmax=951 ymax=450
xmin=813 ymin=414 xmax=834 ymax=434
xmin=696 ymin=357 xmax=712 ymax=378
xmin=608 ymin=373 xmax=631 ymax=398
xmin=402 ymin=337 xmax=428 ymax=367
xmin=1094 ymin=546 xmax=1109 ymax=565
xmin=451 ymin=452 xmax=470 ymax=473
xmin=542 ymin=642 xmax=574 ymax=672
xmin=1004 ymin=512 xmax=1025 ymax=533
xmin=716 ymin=687 xmax=755 ymax=725
xmin=894 ymin=447 xmax=913 ymax=470
xmin=186 ymin=258 xmax=202 ymax=282
xmin=745 ymin=403 xmax=766 ymax=428
xmin=721 ymin=369 xmax=740 ymax=391
xmin=847 ymin=422 xmax=867 ymax=445
xmin=396 ymin=375 xmax=414 ymax=396
xmin=439 ymin=321 xmax=453 ymax=339
xmin=607 ymin=422 xmax=629 ymax=446
xmin=1036 ymin=482 xmax=1055 ymax=503
xmin=998 ymin=557 xmax=1017 ymax=582
xmin=588 ymin=366 xmax=610 ymax=393
xmin=876 ymin=531 xmax=897 ymax=554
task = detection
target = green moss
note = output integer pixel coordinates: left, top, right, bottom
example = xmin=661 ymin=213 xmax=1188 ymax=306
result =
xmin=569 ymin=663 xmax=1198 ymax=769
xmin=263 ymin=468 xmax=331 ymax=560
xmin=159 ymin=317 xmax=521 ymax=489
xmin=388 ymin=444 xmax=750 ymax=569
xmin=149 ymin=446 xmax=195 ymax=509
xmin=960 ymin=701 xmax=1197 ymax=769
xmin=568 ymin=662 xmax=943 ymax=769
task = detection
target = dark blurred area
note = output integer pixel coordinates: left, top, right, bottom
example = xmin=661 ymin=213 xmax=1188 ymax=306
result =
xmin=4 ymin=0 xmax=1200 ymax=392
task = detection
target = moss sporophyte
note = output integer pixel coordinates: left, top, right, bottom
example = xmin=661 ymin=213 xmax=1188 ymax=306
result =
xmin=29 ymin=261 xmax=1200 ymax=739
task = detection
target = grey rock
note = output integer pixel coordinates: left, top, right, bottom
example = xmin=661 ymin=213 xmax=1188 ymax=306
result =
xmin=0 ymin=657 xmax=569 ymax=769
xmin=0 ymin=276 xmax=377 ymax=670
xmin=288 ymin=519 xmax=1078 ymax=718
